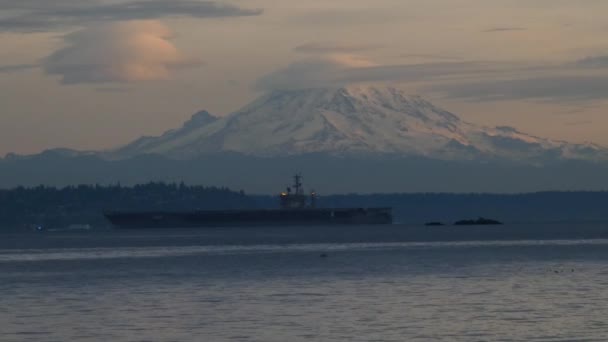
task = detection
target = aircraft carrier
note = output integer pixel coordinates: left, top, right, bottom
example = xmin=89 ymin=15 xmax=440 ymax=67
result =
xmin=104 ymin=175 xmax=393 ymax=228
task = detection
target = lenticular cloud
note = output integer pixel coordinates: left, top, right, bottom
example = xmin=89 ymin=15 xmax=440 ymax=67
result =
xmin=44 ymin=20 xmax=201 ymax=84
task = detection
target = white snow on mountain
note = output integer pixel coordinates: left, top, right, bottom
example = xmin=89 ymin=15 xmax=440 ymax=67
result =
xmin=108 ymin=85 xmax=608 ymax=163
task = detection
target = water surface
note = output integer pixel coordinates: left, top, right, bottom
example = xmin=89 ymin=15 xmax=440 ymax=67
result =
xmin=2 ymin=224 xmax=608 ymax=341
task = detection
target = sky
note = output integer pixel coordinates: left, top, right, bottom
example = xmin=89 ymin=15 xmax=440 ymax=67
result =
xmin=1 ymin=0 xmax=608 ymax=155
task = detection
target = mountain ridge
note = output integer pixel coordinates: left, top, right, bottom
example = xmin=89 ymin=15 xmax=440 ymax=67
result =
xmin=105 ymin=84 xmax=608 ymax=163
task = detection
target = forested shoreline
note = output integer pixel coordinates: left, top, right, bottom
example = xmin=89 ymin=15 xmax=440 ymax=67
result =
xmin=2 ymin=183 xmax=608 ymax=230
xmin=0 ymin=183 xmax=255 ymax=230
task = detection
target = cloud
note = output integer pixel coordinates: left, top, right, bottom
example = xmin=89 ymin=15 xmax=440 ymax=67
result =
xmin=429 ymin=75 xmax=608 ymax=102
xmin=43 ymin=20 xmax=202 ymax=84
xmin=399 ymin=54 xmax=463 ymax=61
xmin=576 ymin=55 xmax=608 ymax=68
xmin=482 ymin=27 xmax=527 ymax=33
xmin=288 ymin=8 xmax=401 ymax=27
xmin=255 ymin=55 xmax=517 ymax=91
xmin=294 ymin=42 xmax=381 ymax=54
xmin=254 ymin=55 xmax=374 ymax=91
xmin=0 ymin=64 xmax=38 ymax=73
xmin=256 ymin=51 xmax=608 ymax=103
xmin=427 ymin=55 xmax=608 ymax=102
xmin=0 ymin=0 xmax=262 ymax=32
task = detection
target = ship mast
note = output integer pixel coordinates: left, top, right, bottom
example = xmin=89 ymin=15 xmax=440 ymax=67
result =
xmin=280 ymin=173 xmax=308 ymax=209
xmin=293 ymin=173 xmax=303 ymax=195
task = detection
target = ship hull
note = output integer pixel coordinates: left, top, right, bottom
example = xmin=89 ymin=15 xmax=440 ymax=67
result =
xmin=104 ymin=208 xmax=392 ymax=228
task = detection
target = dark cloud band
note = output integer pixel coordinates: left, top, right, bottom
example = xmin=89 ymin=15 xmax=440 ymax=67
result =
xmin=482 ymin=27 xmax=527 ymax=33
xmin=429 ymin=76 xmax=608 ymax=102
xmin=428 ymin=55 xmax=608 ymax=102
xmin=294 ymin=42 xmax=382 ymax=54
xmin=0 ymin=0 xmax=263 ymax=32
xmin=0 ymin=64 xmax=38 ymax=73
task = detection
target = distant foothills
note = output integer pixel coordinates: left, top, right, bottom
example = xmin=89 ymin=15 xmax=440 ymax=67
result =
xmin=2 ymin=182 xmax=608 ymax=230
xmin=2 ymin=85 xmax=608 ymax=192
xmin=1 ymin=151 xmax=608 ymax=194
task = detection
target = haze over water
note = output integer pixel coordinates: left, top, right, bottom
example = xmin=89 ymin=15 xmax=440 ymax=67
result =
xmin=2 ymin=224 xmax=608 ymax=341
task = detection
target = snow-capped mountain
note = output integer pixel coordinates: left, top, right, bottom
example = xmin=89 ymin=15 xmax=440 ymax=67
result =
xmin=109 ymin=85 xmax=608 ymax=163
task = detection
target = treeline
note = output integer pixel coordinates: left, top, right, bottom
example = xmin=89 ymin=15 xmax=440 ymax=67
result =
xmin=0 ymin=182 xmax=256 ymax=230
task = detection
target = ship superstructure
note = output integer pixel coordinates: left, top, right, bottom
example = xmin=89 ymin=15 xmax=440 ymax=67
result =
xmin=280 ymin=174 xmax=317 ymax=209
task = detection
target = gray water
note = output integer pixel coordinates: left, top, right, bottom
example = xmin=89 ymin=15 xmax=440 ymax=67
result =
xmin=3 ymin=224 xmax=608 ymax=341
